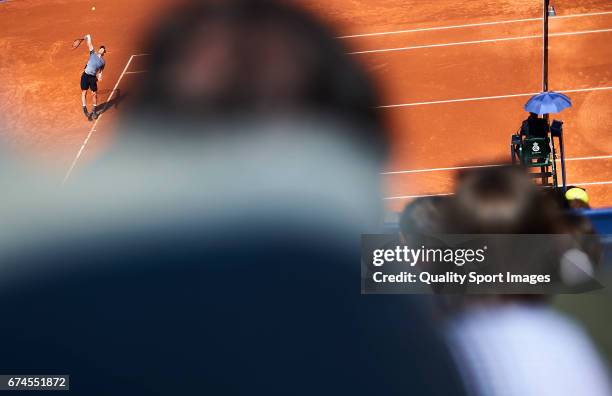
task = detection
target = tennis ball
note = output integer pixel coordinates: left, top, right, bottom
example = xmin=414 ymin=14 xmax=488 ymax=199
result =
xmin=92 ymin=6 xmax=96 ymax=11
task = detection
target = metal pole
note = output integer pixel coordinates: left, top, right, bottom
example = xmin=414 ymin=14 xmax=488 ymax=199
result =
xmin=543 ymin=1 xmax=554 ymax=188
xmin=559 ymin=130 xmax=567 ymax=191
xmin=543 ymin=0 xmax=549 ymax=92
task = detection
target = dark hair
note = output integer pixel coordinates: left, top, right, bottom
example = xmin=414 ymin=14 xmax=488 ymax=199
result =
xmin=99 ymin=45 xmax=106 ymax=53
xmin=449 ymin=165 xmax=563 ymax=234
xmin=126 ymin=0 xmax=388 ymax=159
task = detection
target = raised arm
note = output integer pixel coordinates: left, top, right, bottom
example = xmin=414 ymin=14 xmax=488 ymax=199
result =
xmin=85 ymin=34 xmax=94 ymax=52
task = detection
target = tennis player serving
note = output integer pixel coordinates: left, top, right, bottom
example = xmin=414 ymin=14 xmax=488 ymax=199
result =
xmin=80 ymin=34 xmax=106 ymax=120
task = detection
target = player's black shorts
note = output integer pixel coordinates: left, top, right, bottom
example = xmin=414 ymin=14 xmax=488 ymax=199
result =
xmin=80 ymin=72 xmax=98 ymax=92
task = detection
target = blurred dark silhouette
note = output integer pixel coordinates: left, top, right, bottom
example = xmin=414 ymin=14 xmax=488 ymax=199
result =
xmin=0 ymin=1 xmax=466 ymax=395
xmin=124 ymin=0 xmax=388 ymax=161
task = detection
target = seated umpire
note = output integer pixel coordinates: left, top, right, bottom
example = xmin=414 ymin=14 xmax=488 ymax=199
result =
xmin=523 ymin=112 xmax=549 ymax=138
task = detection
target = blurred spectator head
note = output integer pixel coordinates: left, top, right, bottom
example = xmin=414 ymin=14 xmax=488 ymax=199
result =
xmin=449 ymin=165 xmax=562 ymax=234
xmin=126 ymin=0 xmax=387 ymax=162
xmin=445 ymin=166 xmax=563 ymax=303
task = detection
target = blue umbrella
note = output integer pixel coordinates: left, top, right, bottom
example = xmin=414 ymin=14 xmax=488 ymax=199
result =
xmin=524 ymin=91 xmax=572 ymax=115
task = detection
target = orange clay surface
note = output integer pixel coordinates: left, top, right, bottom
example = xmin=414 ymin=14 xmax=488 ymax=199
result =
xmin=1 ymin=0 xmax=611 ymax=210
xmin=0 ymin=0 xmax=177 ymax=170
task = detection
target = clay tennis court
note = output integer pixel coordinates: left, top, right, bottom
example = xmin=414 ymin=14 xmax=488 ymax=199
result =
xmin=1 ymin=0 xmax=611 ymax=209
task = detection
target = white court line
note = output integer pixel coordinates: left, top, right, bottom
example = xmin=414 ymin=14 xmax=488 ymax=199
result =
xmin=350 ymin=27 xmax=612 ymax=55
xmin=382 ymin=163 xmax=506 ymax=175
xmin=339 ymin=10 xmax=612 ymax=39
xmin=380 ymin=91 xmax=540 ymax=108
xmin=63 ymin=54 xmax=135 ymax=184
xmin=384 ymin=192 xmax=454 ymax=200
xmin=384 ymin=180 xmax=612 ymax=200
xmin=565 ymin=154 xmax=612 ymax=163
xmin=383 ymin=154 xmax=612 ymax=175
xmin=378 ymin=86 xmax=612 ymax=109
xmin=577 ymin=180 xmax=612 ymax=187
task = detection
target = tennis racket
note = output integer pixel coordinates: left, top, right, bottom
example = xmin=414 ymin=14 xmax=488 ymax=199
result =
xmin=71 ymin=38 xmax=85 ymax=49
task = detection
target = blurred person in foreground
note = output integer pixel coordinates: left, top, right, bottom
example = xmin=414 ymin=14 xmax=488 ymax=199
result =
xmin=0 ymin=1 xmax=465 ymax=395
xmin=437 ymin=167 xmax=611 ymax=396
